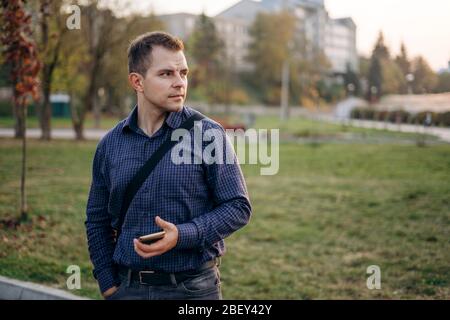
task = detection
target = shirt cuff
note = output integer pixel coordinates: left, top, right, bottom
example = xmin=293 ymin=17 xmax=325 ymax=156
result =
xmin=95 ymin=267 xmax=118 ymax=294
xmin=176 ymin=222 xmax=200 ymax=249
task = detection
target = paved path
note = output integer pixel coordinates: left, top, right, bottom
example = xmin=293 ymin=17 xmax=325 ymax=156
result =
xmin=0 ymin=128 xmax=106 ymax=140
xmin=314 ymin=115 xmax=450 ymax=144
xmin=1 ymin=117 xmax=449 ymax=143
xmin=0 ymin=275 xmax=88 ymax=300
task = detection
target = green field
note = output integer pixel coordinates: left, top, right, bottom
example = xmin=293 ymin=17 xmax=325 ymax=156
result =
xmin=0 ymin=121 xmax=449 ymax=299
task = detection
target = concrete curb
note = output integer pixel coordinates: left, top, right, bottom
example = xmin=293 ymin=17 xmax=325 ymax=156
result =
xmin=0 ymin=275 xmax=90 ymax=300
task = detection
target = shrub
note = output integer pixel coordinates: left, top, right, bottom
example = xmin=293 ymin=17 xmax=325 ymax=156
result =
xmin=436 ymin=111 xmax=450 ymax=127
xmin=0 ymin=100 xmax=12 ymax=117
xmin=350 ymin=108 xmax=449 ymax=127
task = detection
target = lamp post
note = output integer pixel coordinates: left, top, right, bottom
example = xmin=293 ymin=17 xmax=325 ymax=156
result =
xmin=347 ymin=83 xmax=355 ymax=97
xmin=370 ymin=86 xmax=378 ymax=104
xmin=406 ymin=73 xmax=414 ymax=95
xmin=280 ymin=58 xmax=290 ymax=121
xmin=280 ymin=40 xmax=294 ymax=122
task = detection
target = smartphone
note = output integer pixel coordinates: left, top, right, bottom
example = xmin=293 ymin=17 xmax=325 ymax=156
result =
xmin=138 ymin=231 xmax=166 ymax=245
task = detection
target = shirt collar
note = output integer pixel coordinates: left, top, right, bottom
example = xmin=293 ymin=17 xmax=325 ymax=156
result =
xmin=164 ymin=107 xmax=185 ymax=129
xmin=122 ymin=104 xmax=186 ymax=133
xmin=121 ymin=105 xmax=138 ymax=132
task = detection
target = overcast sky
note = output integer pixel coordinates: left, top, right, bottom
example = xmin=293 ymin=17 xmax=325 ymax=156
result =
xmin=122 ymin=0 xmax=450 ymax=71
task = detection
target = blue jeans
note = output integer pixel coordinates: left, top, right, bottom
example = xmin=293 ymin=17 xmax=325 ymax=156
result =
xmin=105 ymin=265 xmax=222 ymax=300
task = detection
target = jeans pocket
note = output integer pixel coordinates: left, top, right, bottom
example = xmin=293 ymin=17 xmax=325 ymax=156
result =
xmin=180 ymin=267 xmax=220 ymax=294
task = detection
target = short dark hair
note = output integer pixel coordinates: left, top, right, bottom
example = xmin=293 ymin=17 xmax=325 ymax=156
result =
xmin=127 ymin=31 xmax=184 ymax=76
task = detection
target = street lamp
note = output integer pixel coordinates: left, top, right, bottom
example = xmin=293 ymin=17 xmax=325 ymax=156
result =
xmin=347 ymin=83 xmax=355 ymax=96
xmin=370 ymin=86 xmax=378 ymax=95
xmin=97 ymin=87 xmax=105 ymax=98
xmin=406 ymin=73 xmax=414 ymax=95
xmin=370 ymin=86 xmax=378 ymax=104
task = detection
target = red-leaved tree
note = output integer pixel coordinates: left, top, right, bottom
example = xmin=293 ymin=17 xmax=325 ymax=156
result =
xmin=1 ymin=0 xmax=41 ymax=221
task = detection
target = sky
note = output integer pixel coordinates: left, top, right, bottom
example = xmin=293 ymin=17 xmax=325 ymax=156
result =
xmin=122 ymin=0 xmax=450 ymax=71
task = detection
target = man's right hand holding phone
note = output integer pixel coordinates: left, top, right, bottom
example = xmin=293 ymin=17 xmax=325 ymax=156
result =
xmin=133 ymin=216 xmax=179 ymax=259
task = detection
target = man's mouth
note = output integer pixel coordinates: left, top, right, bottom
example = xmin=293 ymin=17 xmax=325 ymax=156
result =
xmin=169 ymin=94 xmax=184 ymax=98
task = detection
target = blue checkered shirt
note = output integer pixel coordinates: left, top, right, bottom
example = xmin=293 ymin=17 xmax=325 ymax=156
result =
xmin=85 ymin=105 xmax=252 ymax=293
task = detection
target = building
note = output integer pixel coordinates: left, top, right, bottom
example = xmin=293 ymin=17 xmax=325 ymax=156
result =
xmin=158 ymin=0 xmax=358 ymax=75
xmin=217 ymin=0 xmax=358 ymax=75
xmin=437 ymin=60 xmax=450 ymax=74
xmin=157 ymin=13 xmax=198 ymax=41
xmin=214 ymin=15 xmax=252 ymax=72
xmin=325 ymin=17 xmax=358 ymax=74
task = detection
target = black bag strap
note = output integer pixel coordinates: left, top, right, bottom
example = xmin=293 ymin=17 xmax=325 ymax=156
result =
xmin=114 ymin=110 xmax=205 ymax=240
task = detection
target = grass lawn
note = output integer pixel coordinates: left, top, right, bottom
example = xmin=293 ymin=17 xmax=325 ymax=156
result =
xmin=0 ymin=132 xmax=449 ymax=299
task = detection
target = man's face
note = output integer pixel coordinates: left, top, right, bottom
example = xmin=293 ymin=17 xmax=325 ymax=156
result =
xmin=140 ymin=46 xmax=188 ymax=113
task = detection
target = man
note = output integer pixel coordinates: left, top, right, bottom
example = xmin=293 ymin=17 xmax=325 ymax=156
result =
xmin=85 ymin=31 xmax=252 ymax=300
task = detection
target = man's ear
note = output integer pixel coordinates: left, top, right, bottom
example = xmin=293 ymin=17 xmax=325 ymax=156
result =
xmin=128 ymin=72 xmax=144 ymax=93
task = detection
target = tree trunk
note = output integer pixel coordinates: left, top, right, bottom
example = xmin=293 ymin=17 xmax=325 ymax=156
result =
xmin=40 ymin=79 xmax=52 ymax=140
xmin=74 ymin=121 xmax=85 ymax=140
xmin=87 ymin=61 xmax=100 ymax=129
xmin=93 ymin=97 xmax=101 ymax=129
xmin=80 ymin=55 xmax=99 ymax=131
xmin=13 ymin=104 xmax=25 ymax=139
xmin=70 ymin=93 xmax=85 ymax=140
xmin=20 ymin=101 xmax=28 ymax=222
xmin=13 ymin=84 xmax=25 ymax=139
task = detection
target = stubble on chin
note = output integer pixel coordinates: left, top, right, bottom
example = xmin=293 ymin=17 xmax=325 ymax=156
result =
xmin=170 ymin=102 xmax=184 ymax=112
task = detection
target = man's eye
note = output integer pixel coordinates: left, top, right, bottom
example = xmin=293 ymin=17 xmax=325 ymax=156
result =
xmin=161 ymin=72 xmax=171 ymax=76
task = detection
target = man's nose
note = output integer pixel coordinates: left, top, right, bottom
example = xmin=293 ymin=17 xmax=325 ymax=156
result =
xmin=172 ymin=73 xmax=186 ymax=88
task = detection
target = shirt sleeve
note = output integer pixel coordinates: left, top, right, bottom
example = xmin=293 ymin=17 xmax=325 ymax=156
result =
xmin=85 ymin=140 xmax=118 ymax=293
xmin=175 ymin=125 xmax=252 ymax=250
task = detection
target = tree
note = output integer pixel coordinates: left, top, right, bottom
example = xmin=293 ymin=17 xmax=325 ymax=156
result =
xmin=343 ymin=63 xmax=361 ymax=97
xmin=395 ymin=43 xmax=412 ymax=94
xmin=245 ymin=10 xmax=332 ymax=108
xmin=367 ymin=31 xmax=406 ymax=100
xmin=52 ymin=3 xmax=163 ymax=139
xmin=367 ymin=55 xmax=382 ymax=102
xmin=380 ymin=58 xmax=406 ymax=95
xmin=1 ymin=0 xmax=41 ymax=222
xmin=372 ymin=32 xmax=390 ymax=61
xmin=77 ymin=1 xmax=165 ymax=137
xmin=297 ymin=50 xmax=332 ymax=107
xmin=187 ymin=13 xmax=225 ymax=105
xmin=359 ymin=56 xmax=371 ymax=78
xmin=35 ymin=0 xmax=68 ymax=140
xmin=435 ymin=72 xmax=450 ymax=93
xmin=246 ymin=11 xmax=299 ymax=105
xmin=68 ymin=2 xmax=129 ymax=138
xmin=411 ymin=56 xmax=438 ymax=94
xmin=367 ymin=31 xmax=389 ymax=101
xmin=51 ymin=16 xmax=89 ymax=139
xmin=83 ymin=2 xmax=121 ymax=132
xmin=99 ymin=12 xmax=164 ymax=118
xmin=396 ymin=43 xmax=411 ymax=75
